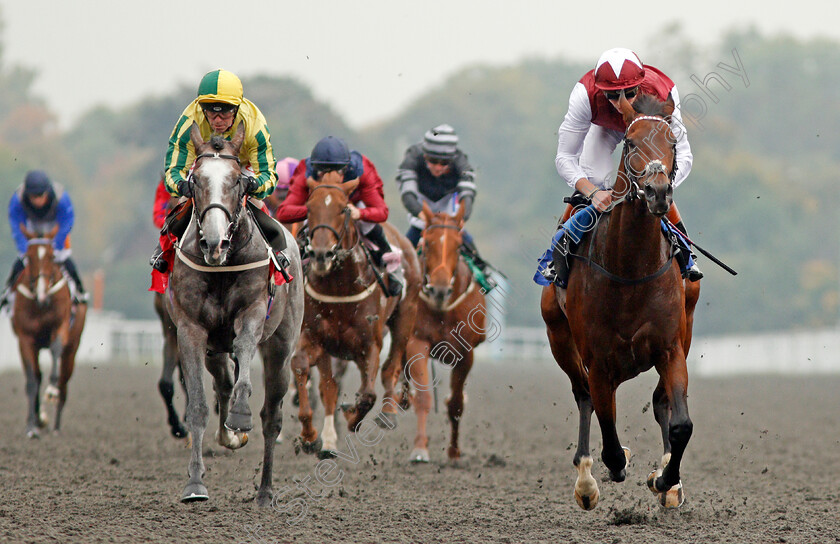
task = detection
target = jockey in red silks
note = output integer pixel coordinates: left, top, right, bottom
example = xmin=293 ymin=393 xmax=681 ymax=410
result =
xmin=535 ymin=47 xmax=701 ymax=288
xmin=277 ymin=136 xmax=404 ymax=297
xmin=1 ymin=171 xmax=88 ymax=308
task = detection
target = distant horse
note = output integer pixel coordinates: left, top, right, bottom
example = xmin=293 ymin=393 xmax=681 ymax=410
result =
xmin=291 ymin=176 xmax=420 ymax=457
xmin=166 ymin=123 xmax=304 ymax=505
xmin=11 ymin=225 xmax=87 ymax=438
xmin=540 ymin=93 xmax=701 ymax=509
xmin=403 ymin=201 xmax=487 ymax=463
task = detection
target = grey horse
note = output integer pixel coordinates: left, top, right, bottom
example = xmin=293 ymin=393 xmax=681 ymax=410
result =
xmin=166 ymin=123 xmax=304 ymax=506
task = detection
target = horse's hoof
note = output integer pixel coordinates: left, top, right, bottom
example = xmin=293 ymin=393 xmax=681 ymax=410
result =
xmin=181 ymin=483 xmax=209 ymax=503
xmin=646 ymin=468 xmax=663 ymax=493
xmin=375 ymin=412 xmax=398 ymax=430
xmin=409 ymin=448 xmax=430 ymax=464
xmin=659 ymin=481 xmax=685 ymax=508
xmin=574 ymin=488 xmax=600 ymax=511
xmin=339 ymin=402 xmax=353 ymax=414
xmin=275 ymin=433 xmax=284 ymax=444
xmin=224 ymin=411 xmax=253 ymax=433
xmin=38 ymin=411 xmax=49 ymax=428
xmin=447 ymin=446 xmax=461 ymax=460
xmin=256 ymin=489 xmax=273 ymax=508
xmin=26 ymin=427 xmax=41 ymax=439
xmin=293 ymin=436 xmax=322 ymax=456
xmin=317 ymin=449 xmax=337 ymax=460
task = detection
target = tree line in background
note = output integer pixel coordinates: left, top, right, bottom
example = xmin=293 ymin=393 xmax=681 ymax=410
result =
xmin=0 ymin=23 xmax=836 ymax=337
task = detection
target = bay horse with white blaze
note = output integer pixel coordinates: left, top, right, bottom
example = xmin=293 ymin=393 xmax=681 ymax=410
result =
xmin=404 ymin=201 xmax=487 ymax=462
xmin=12 ymin=225 xmax=87 ymax=438
xmin=541 ymin=93 xmax=701 ymax=509
xmin=290 ymin=175 xmax=420 ymax=457
xmin=166 ymin=123 xmax=304 ymax=505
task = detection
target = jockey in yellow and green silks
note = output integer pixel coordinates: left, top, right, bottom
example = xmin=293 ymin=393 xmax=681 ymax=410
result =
xmin=164 ymin=69 xmax=277 ymax=199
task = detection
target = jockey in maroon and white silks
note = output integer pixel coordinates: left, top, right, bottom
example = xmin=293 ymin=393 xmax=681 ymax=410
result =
xmin=555 ymin=48 xmax=693 ymax=193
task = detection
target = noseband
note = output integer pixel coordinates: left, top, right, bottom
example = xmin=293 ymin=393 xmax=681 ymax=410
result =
xmin=306 ymin=185 xmax=357 ymax=262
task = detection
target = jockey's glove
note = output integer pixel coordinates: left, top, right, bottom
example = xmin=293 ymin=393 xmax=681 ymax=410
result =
xmin=243 ymin=175 xmax=261 ymax=196
xmin=176 ymin=179 xmax=193 ymax=199
xmin=401 ymin=192 xmax=422 ymax=216
xmin=459 ymin=195 xmax=474 ymax=221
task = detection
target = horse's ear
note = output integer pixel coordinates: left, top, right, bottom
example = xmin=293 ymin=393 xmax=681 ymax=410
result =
xmin=306 ymin=177 xmax=318 ymax=191
xmin=189 ymin=122 xmax=204 ymax=149
xmin=618 ymin=92 xmax=636 ymax=125
xmin=342 ymin=179 xmax=360 ymax=196
xmin=420 ymin=201 xmax=433 ymax=225
xmin=454 ymin=200 xmax=466 ymax=227
xmin=230 ymin=122 xmax=246 ymax=154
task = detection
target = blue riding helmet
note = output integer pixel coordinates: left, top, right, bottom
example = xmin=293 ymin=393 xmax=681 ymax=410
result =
xmin=309 ymin=136 xmax=351 ymax=168
xmin=23 ymin=170 xmax=53 ymax=195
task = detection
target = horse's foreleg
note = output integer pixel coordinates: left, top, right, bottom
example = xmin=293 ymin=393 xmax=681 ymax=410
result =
xmin=20 ymin=339 xmax=43 ymax=438
xmin=54 ymin=333 xmax=78 ymax=433
xmin=446 ymin=350 xmax=474 ymax=461
xmin=207 ymin=354 xmax=247 ymax=450
xmin=178 ymin=325 xmax=210 ymax=502
xmin=315 ymin=353 xmax=340 ymax=455
xmin=589 ymin=365 xmax=628 ymax=483
xmin=44 ymin=334 xmax=63 ymax=405
xmin=648 ymin=353 xmax=692 ymax=508
xmin=291 ymin=338 xmax=320 ymax=454
xmin=228 ymin=314 xmax=264 ymax=433
xmin=405 ymin=337 xmax=431 ymax=463
xmin=256 ymin=334 xmax=292 ymax=507
xmin=343 ymin=346 xmax=380 ymax=432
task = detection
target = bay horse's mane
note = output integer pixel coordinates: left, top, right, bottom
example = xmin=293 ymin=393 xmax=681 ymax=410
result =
xmin=632 ymin=93 xmax=668 ymax=117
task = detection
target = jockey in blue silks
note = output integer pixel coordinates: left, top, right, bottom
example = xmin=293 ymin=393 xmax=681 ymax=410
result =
xmin=0 ymin=170 xmax=88 ymax=308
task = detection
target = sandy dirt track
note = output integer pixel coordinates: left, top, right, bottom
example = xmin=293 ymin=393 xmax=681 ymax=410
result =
xmin=0 ymin=360 xmax=838 ymax=543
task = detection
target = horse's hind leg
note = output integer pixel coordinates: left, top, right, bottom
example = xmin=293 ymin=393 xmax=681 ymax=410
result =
xmin=446 ymin=350 xmax=474 ymax=461
xmin=342 ymin=345 xmax=380 ymax=432
xmin=256 ymin=333 xmax=292 ymax=507
xmin=158 ymin=332 xmax=188 ymax=439
xmin=207 ymin=354 xmax=247 ymax=450
xmin=648 ymin=353 xmax=692 ymax=508
xmin=54 ymin=336 xmax=78 ymax=433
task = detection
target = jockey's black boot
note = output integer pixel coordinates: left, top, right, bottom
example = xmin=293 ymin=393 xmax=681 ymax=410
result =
xmin=673 ymin=220 xmax=703 ymax=282
xmin=0 ymin=258 xmax=25 ymax=309
xmin=150 ymin=201 xmax=193 ymax=273
xmin=62 ymin=257 xmax=89 ymax=305
xmin=550 ymin=232 xmax=572 ymax=288
xmin=247 ymin=201 xmax=292 ymax=281
xmin=365 ymin=224 xmax=404 ymax=298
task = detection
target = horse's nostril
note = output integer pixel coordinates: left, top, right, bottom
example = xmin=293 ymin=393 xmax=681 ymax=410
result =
xmin=220 ymin=239 xmax=230 ymax=251
xmin=199 ymin=239 xmax=208 ymax=252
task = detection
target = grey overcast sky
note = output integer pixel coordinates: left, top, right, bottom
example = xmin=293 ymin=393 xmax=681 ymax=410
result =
xmin=1 ymin=0 xmax=835 ymax=129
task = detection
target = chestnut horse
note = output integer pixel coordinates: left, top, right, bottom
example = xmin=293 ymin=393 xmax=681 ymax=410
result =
xmin=11 ymin=226 xmax=87 ymax=438
xmin=291 ymin=175 xmax=420 ymax=457
xmin=540 ymin=94 xmax=701 ymax=509
xmin=404 ymin=201 xmax=486 ymax=463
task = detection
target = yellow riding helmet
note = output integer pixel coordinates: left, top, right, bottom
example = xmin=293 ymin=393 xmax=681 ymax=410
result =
xmin=196 ymin=69 xmax=243 ymax=107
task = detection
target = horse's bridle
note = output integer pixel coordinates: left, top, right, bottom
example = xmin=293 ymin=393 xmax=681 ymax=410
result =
xmin=191 ymin=152 xmax=246 ymax=243
xmin=305 ymin=185 xmax=358 ymax=262
xmin=420 ymin=223 xmax=461 ymax=293
xmin=18 ymin=238 xmax=66 ymax=302
xmin=618 ymin=115 xmax=677 ymax=203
